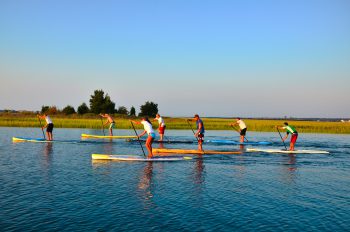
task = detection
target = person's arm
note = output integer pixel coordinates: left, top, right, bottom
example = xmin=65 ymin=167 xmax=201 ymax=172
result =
xmin=138 ymin=130 xmax=147 ymax=138
xmin=195 ymin=122 xmax=203 ymax=137
xmin=130 ymin=120 xmax=141 ymax=125
xmin=282 ymin=133 xmax=289 ymax=141
xmin=230 ymin=122 xmax=238 ymax=126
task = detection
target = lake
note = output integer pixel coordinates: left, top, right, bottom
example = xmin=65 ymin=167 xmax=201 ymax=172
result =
xmin=0 ymin=127 xmax=349 ymax=231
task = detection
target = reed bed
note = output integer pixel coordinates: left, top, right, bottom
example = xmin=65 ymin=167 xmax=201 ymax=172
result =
xmin=0 ymin=114 xmax=349 ymax=134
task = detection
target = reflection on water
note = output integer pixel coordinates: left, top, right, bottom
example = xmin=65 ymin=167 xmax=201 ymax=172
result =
xmin=281 ymin=154 xmax=298 ymax=184
xmin=138 ymin=162 xmax=154 ymax=201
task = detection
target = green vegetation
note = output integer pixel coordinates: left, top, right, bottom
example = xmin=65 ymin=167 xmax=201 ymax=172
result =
xmin=1 ymin=112 xmax=349 ymax=134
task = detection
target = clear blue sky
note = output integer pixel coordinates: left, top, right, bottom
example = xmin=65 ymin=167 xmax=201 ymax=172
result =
xmin=1 ymin=0 xmax=349 ymax=118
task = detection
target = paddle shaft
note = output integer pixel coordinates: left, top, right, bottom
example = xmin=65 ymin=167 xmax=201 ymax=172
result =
xmin=277 ymin=127 xmax=288 ymax=150
xmin=231 ymin=125 xmax=249 ymax=142
xmin=38 ymin=117 xmax=46 ymax=139
xmin=100 ymin=117 xmax=105 ymax=136
xmin=187 ymin=120 xmax=199 ymax=142
xmin=130 ymin=121 xmax=146 ymax=157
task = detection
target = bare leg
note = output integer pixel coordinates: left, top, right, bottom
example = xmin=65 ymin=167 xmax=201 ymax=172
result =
xmin=198 ymin=140 xmax=203 ymax=151
xmin=146 ymin=136 xmax=154 ymax=158
xmin=290 ymin=142 xmax=295 ymax=151
xmin=240 ymin=135 xmax=244 ymax=143
xmin=159 ymin=134 xmax=164 ymax=141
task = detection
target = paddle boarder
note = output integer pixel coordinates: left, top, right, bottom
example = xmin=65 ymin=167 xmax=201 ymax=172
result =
xmin=154 ymin=113 xmax=166 ymax=142
xmin=188 ymin=114 xmax=205 ymax=151
xmin=130 ymin=118 xmax=155 ymax=158
xmin=277 ymin=122 xmax=298 ymax=151
xmin=37 ymin=114 xmax=54 ymax=141
xmin=100 ymin=113 xmax=115 ymax=136
xmin=230 ymin=117 xmax=247 ymax=143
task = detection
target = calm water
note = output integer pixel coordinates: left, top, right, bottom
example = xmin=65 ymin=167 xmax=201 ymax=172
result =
xmin=0 ymin=127 xmax=349 ymax=231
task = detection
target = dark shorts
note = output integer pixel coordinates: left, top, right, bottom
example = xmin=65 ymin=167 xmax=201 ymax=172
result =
xmin=291 ymin=133 xmax=298 ymax=143
xmin=159 ymin=126 xmax=166 ymax=135
xmin=240 ymin=128 xmax=247 ymax=136
xmin=47 ymin=123 xmax=54 ymax=133
xmin=198 ymin=133 xmax=204 ymax=142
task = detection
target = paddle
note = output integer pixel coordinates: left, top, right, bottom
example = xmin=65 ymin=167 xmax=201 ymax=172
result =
xmin=100 ymin=115 xmax=105 ymax=136
xmin=276 ymin=127 xmax=287 ymax=150
xmin=37 ymin=116 xmax=46 ymax=139
xmin=230 ymin=125 xmax=249 ymax=142
xmin=130 ymin=121 xmax=146 ymax=157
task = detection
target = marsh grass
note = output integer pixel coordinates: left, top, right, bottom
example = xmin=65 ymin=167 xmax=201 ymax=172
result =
xmin=1 ymin=113 xmax=349 ymax=134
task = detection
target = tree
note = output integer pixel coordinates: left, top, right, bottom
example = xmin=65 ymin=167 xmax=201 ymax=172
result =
xmin=62 ymin=105 xmax=76 ymax=115
xmin=41 ymin=106 xmax=59 ymax=114
xmin=41 ymin=106 xmax=49 ymax=114
xmin=89 ymin=89 xmax=115 ymax=114
xmin=77 ymin=103 xmax=89 ymax=114
xmin=129 ymin=106 xmax=136 ymax=116
xmin=116 ymin=106 xmax=129 ymax=115
xmin=139 ymin=101 xmax=158 ymax=117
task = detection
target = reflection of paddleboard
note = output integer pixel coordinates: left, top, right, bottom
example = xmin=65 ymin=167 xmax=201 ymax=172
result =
xmin=247 ymin=148 xmax=329 ymax=154
xmin=13 ymin=137 xmax=51 ymax=143
xmin=82 ymin=134 xmax=137 ymax=139
xmin=126 ymin=139 xmax=196 ymax=144
xmin=91 ymin=154 xmax=192 ymax=161
xmin=153 ymin=148 xmax=241 ymax=155
xmin=207 ymin=140 xmax=271 ymax=145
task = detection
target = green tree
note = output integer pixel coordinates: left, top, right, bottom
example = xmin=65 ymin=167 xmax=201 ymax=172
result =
xmin=41 ymin=106 xmax=49 ymax=114
xmin=116 ymin=106 xmax=129 ymax=115
xmin=139 ymin=101 xmax=158 ymax=117
xmin=62 ymin=105 xmax=76 ymax=115
xmin=89 ymin=89 xmax=115 ymax=114
xmin=129 ymin=106 xmax=136 ymax=116
xmin=77 ymin=103 xmax=89 ymax=114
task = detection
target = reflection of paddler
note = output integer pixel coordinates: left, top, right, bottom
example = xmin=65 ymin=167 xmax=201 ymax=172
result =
xmin=138 ymin=162 xmax=153 ymax=195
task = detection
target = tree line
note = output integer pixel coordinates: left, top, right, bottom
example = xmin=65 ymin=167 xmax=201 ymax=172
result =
xmin=41 ymin=90 xmax=159 ymax=117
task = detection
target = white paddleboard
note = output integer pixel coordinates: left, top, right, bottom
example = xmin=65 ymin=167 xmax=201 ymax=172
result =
xmin=247 ymin=148 xmax=329 ymax=154
xmin=91 ymin=154 xmax=192 ymax=161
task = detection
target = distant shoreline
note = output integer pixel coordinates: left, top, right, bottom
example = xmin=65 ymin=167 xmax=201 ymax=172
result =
xmin=1 ymin=113 xmax=349 ymax=134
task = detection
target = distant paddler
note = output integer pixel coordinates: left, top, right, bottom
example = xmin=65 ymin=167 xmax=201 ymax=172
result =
xmin=153 ymin=113 xmax=166 ymax=142
xmin=276 ymin=122 xmax=298 ymax=151
xmin=100 ymin=113 xmax=115 ymax=136
xmin=230 ymin=117 xmax=247 ymax=143
xmin=187 ymin=114 xmax=205 ymax=151
xmin=37 ymin=114 xmax=54 ymax=141
xmin=130 ymin=118 xmax=156 ymax=158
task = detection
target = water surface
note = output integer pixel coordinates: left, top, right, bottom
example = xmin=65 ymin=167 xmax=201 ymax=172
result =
xmin=0 ymin=127 xmax=349 ymax=231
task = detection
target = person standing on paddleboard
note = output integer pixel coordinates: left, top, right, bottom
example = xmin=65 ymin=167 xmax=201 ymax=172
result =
xmin=231 ymin=117 xmax=247 ymax=143
xmin=154 ymin=113 xmax=166 ymax=142
xmin=37 ymin=114 xmax=54 ymax=141
xmin=100 ymin=113 xmax=115 ymax=136
xmin=131 ymin=118 xmax=155 ymax=158
xmin=277 ymin=122 xmax=298 ymax=151
xmin=188 ymin=114 xmax=205 ymax=151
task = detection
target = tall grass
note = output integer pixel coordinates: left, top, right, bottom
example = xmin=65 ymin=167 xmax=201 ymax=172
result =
xmin=0 ymin=113 xmax=349 ymax=134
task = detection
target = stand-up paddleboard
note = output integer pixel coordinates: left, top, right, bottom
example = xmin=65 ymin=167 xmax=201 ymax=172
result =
xmin=81 ymin=134 xmax=137 ymax=139
xmin=91 ymin=154 xmax=192 ymax=161
xmin=12 ymin=137 xmax=79 ymax=143
xmin=207 ymin=140 xmax=271 ymax=145
xmin=126 ymin=139 xmax=196 ymax=144
xmin=13 ymin=137 xmax=51 ymax=143
xmin=153 ymin=148 xmax=241 ymax=155
xmin=247 ymin=148 xmax=329 ymax=154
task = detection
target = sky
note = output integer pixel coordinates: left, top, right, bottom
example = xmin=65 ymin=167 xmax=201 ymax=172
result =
xmin=0 ymin=0 xmax=349 ymax=118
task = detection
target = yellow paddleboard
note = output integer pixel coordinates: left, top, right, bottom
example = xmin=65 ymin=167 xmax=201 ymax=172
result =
xmin=153 ymin=148 xmax=241 ymax=155
xmin=81 ymin=134 xmax=137 ymax=139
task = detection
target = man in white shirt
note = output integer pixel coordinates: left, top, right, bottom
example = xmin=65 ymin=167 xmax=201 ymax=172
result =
xmin=154 ymin=113 xmax=166 ymax=141
xmin=231 ymin=117 xmax=247 ymax=143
